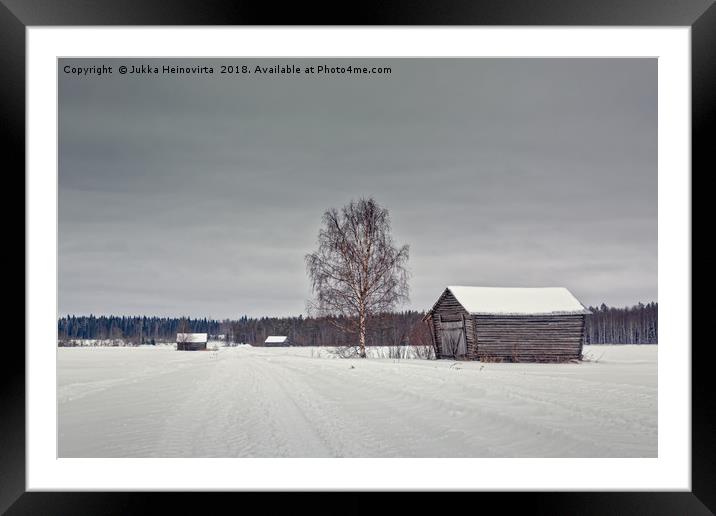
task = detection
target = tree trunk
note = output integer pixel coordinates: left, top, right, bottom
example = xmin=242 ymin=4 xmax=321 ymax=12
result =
xmin=358 ymin=309 xmax=367 ymax=358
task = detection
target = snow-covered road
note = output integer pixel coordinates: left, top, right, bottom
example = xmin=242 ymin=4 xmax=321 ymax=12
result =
xmin=58 ymin=345 xmax=657 ymax=457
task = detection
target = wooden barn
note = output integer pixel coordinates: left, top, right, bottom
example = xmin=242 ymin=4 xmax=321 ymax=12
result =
xmin=424 ymin=286 xmax=590 ymax=362
xmin=176 ymin=332 xmax=208 ymax=351
xmin=264 ymin=335 xmax=289 ymax=347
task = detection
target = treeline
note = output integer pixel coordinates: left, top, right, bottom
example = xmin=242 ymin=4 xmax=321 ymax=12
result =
xmin=57 ymin=312 xmax=429 ymax=347
xmin=584 ymin=302 xmax=658 ymax=344
xmin=227 ymin=312 xmax=428 ymax=347
xmin=58 ymin=302 xmax=658 ymax=346
xmin=57 ymin=315 xmax=223 ymax=345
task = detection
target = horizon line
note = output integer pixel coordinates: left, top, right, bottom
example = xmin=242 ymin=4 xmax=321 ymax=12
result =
xmin=57 ymin=299 xmax=658 ymax=320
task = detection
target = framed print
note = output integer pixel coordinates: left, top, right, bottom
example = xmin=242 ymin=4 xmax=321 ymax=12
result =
xmin=6 ymin=0 xmax=712 ymax=513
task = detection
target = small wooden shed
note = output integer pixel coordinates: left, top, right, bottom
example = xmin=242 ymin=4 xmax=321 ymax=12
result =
xmin=176 ymin=332 xmax=208 ymax=351
xmin=264 ymin=335 xmax=289 ymax=347
xmin=424 ymin=286 xmax=590 ymax=362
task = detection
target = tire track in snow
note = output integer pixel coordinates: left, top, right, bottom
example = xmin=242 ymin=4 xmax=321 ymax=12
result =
xmin=245 ymin=357 xmax=337 ymax=457
xmin=269 ymin=356 xmax=652 ymax=457
xmin=152 ymin=350 xmax=280 ymax=457
xmin=59 ymin=346 xmax=657 ymax=458
xmin=263 ymin=356 xmax=504 ymax=457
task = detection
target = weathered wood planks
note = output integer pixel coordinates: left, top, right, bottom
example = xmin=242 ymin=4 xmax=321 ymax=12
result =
xmin=426 ymin=288 xmax=586 ymax=362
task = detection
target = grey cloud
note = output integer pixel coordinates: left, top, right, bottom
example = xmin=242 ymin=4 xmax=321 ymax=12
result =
xmin=59 ymin=58 xmax=656 ymax=317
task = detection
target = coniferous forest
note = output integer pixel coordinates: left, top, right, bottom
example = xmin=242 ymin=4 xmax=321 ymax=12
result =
xmin=583 ymin=302 xmax=658 ymax=344
xmin=57 ymin=302 xmax=657 ymax=346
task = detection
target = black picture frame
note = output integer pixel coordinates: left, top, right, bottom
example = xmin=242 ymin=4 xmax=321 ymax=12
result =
xmin=5 ymin=1 xmax=711 ymax=513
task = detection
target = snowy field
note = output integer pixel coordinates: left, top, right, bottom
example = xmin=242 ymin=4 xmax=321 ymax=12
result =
xmin=58 ymin=344 xmax=657 ymax=458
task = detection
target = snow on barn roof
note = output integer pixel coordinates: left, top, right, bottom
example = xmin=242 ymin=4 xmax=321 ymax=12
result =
xmin=265 ymin=336 xmax=288 ymax=343
xmin=440 ymin=286 xmax=590 ymax=316
xmin=176 ymin=333 xmax=208 ymax=343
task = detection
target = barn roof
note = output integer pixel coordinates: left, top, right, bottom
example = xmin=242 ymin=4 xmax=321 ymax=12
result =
xmin=265 ymin=335 xmax=288 ymax=343
xmin=428 ymin=286 xmax=590 ymax=317
xmin=176 ymin=333 xmax=208 ymax=343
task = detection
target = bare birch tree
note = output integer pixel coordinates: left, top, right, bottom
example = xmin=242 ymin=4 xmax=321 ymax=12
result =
xmin=177 ymin=317 xmax=191 ymax=350
xmin=305 ymin=198 xmax=409 ymax=358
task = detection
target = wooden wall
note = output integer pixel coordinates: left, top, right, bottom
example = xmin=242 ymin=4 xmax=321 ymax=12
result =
xmin=473 ymin=314 xmax=585 ymax=362
xmin=263 ymin=341 xmax=290 ymax=347
xmin=177 ymin=342 xmax=207 ymax=351
xmin=427 ymin=289 xmax=474 ymax=359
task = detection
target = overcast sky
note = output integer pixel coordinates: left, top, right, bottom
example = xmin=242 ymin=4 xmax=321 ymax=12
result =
xmin=59 ymin=58 xmax=657 ymax=318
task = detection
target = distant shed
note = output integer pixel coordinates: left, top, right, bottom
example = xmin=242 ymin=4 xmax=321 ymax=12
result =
xmin=424 ymin=286 xmax=590 ymax=362
xmin=176 ymin=332 xmax=208 ymax=351
xmin=264 ymin=335 xmax=289 ymax=347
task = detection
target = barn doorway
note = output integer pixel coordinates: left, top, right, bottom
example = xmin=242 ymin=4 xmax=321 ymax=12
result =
xmin=439 ymin=318 xmax=467 ymax=358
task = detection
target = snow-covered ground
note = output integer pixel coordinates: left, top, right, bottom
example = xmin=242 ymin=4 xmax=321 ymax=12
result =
xmin=57 ymin=345 xmax=657 ymax=458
